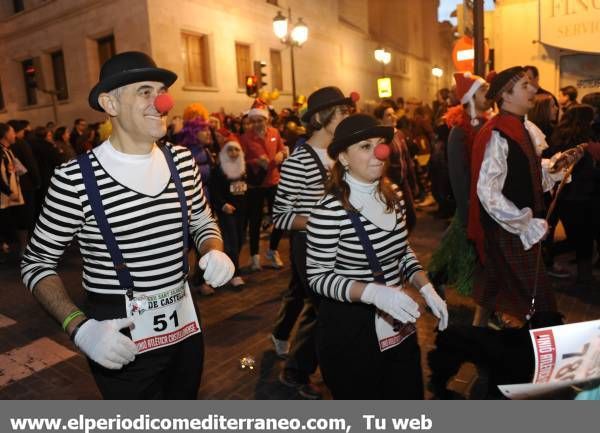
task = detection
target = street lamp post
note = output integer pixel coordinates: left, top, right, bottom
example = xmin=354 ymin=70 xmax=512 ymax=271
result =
xmin=273 ymin=8 xmax=308 ymax=103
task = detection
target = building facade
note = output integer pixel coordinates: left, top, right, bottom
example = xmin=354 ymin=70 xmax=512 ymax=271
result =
xmin=489 ymin=0 xmax=600 ymax=99
xmin=0 ymin=0 xmax=454 ymax=125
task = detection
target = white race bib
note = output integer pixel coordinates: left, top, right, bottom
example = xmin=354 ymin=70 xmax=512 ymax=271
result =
xmin=375 ymin=287 xmax=416 ymax=352
xmin=125 ymin=281 xmax=200 ymax=353
xmin=230 ymin=180 xmax=247 ymax=196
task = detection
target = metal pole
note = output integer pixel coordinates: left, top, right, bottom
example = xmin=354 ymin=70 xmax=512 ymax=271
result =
xmin=287 ymin=7 xmax=297 ymax=103
xmin=290 ymin=44 xmax=297 ymax=103
xmin=473 ymin=0 xmax=485 ymax=76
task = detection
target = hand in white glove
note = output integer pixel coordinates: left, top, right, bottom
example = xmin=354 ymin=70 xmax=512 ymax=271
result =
xmin=360 ymin=283 xmax=420 ymax=324
xmin=199 ymin=250 xmax=235 ymax=287
xmin=419 ymin=283 xmax=448 ymax=331
xmin=73 ymin=318 xmax=138 ymax=370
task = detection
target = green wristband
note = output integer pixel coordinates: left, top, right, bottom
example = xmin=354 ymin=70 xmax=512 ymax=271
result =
xmin=62 ymin=310 xmax=84 ymax=332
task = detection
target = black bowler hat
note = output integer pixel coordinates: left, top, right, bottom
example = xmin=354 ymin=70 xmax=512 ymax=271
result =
xmin=301 ymin=86 xmax=354 ymax=123
xmin=485 ymin=66 xmax=526 ymax=102
xmin=328 ymin=114 xmax=394 ymax=159
xmin=88 ymin=51 xmax=177 ymax=112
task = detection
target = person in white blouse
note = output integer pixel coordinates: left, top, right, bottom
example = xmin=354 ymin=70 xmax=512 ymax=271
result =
xmin=468 ymin=66 xmax=579 ymax=324
xmin=306 ymin=114 xmax=448 ymax=399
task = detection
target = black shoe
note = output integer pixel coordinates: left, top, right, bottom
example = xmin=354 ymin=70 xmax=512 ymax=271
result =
xmin=279 ymin=369 xmax=322 ymax=399
xmin=298 ymin=383 xmax=322 ymax=400
xmin=279 ymin=368 xmax=307 ymax=388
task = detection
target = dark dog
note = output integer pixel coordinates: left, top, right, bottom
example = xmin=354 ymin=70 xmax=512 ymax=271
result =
xmin=428 ymin=311 xmax=564 ymax=399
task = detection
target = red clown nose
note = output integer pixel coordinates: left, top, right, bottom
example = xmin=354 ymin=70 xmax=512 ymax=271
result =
xmin=374 ymin=143 xmax=390 ymax=160
xmin=154 ymin=93 xmax=174 ymax=114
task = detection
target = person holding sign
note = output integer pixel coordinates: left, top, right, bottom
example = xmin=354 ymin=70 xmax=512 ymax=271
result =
xmin=306 ymin=114 xmax=448 ymax=399
xmin=21 ymin=51 xmax=234 ymax=399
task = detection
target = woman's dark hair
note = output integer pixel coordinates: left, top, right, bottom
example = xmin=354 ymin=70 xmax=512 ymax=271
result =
xmin=33 ymin=126 xmax=49 ymax=141
xmin=7 ymin=119 xmax=28 ymax=133
xmin=239 ymin=114 xmax=250 ymax=135
xmin=551 ymin=104 xmax=594 ymax=151
xmin=0 ymin=122 xmax=10 ymax=139
xmin=528 ymin=93 xmax=556 ymax=131
xmin=374 ymin=103 xmax=395 ymax=120
xmin=53 ymin=126 xmax=68 ymax=142
xmin=559 ymin=85 xmax=578 ymax=102
xmin=306 ymin=105 xmax=346 ymax=136
xmin=581 ymin=92 xmax=600 ymax=114
xmin=326 ymin=160 xmax=400 ymax=213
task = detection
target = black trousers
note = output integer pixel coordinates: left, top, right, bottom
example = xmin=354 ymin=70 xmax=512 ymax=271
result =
xmin=317 ymin=299 xmax=424 ymax=400
xmin=217 ymin=207 xmax=246 ymax=275
xmin=83 ymin=291 xmax=204 ymax=399
xmin=559 ymin=198 xmax=599 ymax=262
xmin=272 ymin=232 xmax=319 ymax=381
xmin=246 ymin=186 xmax=282 ymax=255
xmin=89 ymin=332 xmax=204 ymax=399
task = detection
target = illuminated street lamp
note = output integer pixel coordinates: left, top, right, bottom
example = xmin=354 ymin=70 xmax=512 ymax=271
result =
xmin=374 ymin=47 xmax=391 ymax=76
xmin=273 ymin=8 xmax=309 ymax=102
xmin=431 ymin=66 xmax=444 ymax=94
xmin=431 ymin=66 xmax=444 ymax=78
xmin=374 ymin=48 xmax=391 ymax=65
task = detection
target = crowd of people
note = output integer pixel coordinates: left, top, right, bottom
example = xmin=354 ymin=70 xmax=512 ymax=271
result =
xmin=1 ymin=50 xmax=599 ymax=400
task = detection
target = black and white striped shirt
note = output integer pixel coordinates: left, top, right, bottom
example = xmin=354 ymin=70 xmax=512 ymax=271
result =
xmin=21 ymin=143 xmax=221 ymax=295
xmin=306 ymin=194 xmax=423 ymax=302
xmin=273 ymin=145 xmax=327 ymax=231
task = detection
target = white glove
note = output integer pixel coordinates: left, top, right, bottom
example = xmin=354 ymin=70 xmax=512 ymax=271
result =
xmin=419 ymin=283 xmax=448 ymax=331
xmin=199 ymin=250 xmax=235 ymax=287
xmin=360 ymin=283 xmax=420 ymax=324
xmin=73 ymin=318 xmax=138 ymax=370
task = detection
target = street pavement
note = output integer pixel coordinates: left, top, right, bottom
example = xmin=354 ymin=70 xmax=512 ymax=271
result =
xmin=0 ymin=206 xmax=598 ymax=400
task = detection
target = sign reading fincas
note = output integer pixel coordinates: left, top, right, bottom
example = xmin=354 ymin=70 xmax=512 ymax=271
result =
xmin=377 ymin=77 xmax=392 ymax=98
xmin=539 ymin=0 xmax=600 ymax=53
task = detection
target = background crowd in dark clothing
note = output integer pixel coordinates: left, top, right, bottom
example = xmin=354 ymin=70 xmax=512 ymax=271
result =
xmin=0 ymin=118 xmax=105 ymax=263
xmin=3 ymin=79 xmax=599 ymax=292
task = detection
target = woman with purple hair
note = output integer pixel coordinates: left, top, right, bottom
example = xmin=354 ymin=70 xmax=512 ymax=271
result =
xmin=177 ymin=116 xmax=219 ymax=295
xmin=178 ymin=117 xmax=217 ymax=200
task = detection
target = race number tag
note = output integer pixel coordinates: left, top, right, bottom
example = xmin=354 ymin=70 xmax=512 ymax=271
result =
xmin=229 ymin=180 xmax=247 ymax=196
xmin=125 ymin=281 xmax=200 ymax=353
xmin=376 ymin=312 xmax=416 ymax=352
xmin=498 ymin=319 xmax=600 ymax=399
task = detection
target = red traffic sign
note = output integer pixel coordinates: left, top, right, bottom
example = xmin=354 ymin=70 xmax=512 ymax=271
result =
xmin=452 ymin=36 xmax=489 ymax=72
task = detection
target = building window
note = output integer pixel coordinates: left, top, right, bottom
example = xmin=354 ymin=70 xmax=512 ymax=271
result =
xmin=396 ymin=57 xmax=408 ymax=75
xmin=13 ymin=0 xmax=24 ymax=13
xmin=270 ymin=49 xmax=283 ymax=91
xmin=51 ymin=50 xmax=69 ymax=101
xmin=22 ymin=58 xmax=37 ymax=106
xmin=97 ymin=35 xmax=116 ymax=67
xmin=0 ymin=78 xmax=5 ymax=111
xmin=235 ymin=43 xmax=251 ymax=89
xmin=181 ymin=32 xmax=212 ymax=87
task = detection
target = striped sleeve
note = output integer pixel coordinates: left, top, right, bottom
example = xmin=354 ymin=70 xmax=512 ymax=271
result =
xmin=306 ymin=197 xmax=353 ymax=302
xmin=21 ymin=163 xmax=85 ymax=291
xmin=399 ymin=245 xmax=423 ymax=281
xmin=272 ymin=153 xmax=307 ymax=230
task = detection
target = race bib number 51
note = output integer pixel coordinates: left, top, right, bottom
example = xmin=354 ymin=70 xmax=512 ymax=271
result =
xmin=125 ymin=282 xmax=200 ymax=353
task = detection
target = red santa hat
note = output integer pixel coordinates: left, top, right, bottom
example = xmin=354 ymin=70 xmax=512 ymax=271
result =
xmin=247 ymin=98 xmax=269 ymax=118
xmin=454 ymin=72 xmax=487 ymax=126
xmin=454 ymin=72 xmax=486 ymax=105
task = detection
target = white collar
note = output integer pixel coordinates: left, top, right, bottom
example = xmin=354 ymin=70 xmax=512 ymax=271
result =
xmin=345 ymin=172 xmax=378 ymax=194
